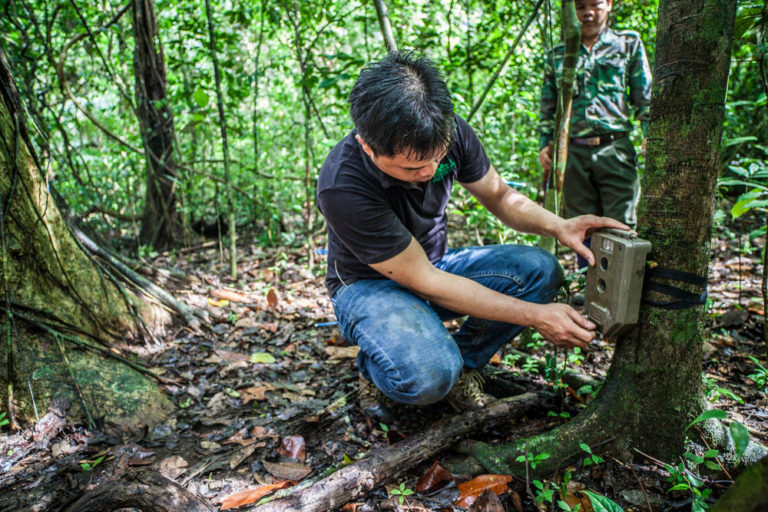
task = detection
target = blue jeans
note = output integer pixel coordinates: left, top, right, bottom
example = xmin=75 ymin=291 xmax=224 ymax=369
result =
xmin=331 ymin=245 xmax=563 ymax=406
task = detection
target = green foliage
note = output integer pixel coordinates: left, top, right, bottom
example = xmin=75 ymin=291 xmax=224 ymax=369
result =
xmin=389 ymin=482 xmax=414 ymax=505
xmin=702 ymin=373 xmax=743 ymax=404
xmin=665 ymin=460 xmax=713 ymax=512
xmin=80 ymin=455 xmax=106 ymax=472
xmin=581 ymin=490 xmax=625 ymax=512
xmin=686 ymin=409 xmax=727 ymax=431
xmin=515 ymin=450 xmax=550 ymax=469
xmin=747 ymin=356 xmax=768 ymax=396
xmin=0 ymin=412 xmax=9 ymax=429
xmin=579 ymin=442 xmax=605 ymax=467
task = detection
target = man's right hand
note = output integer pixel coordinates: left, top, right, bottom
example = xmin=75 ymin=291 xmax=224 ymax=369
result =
xmin=530 ymin=302 xmax=596 ymax=349
xmin=539 ymin=145 xmax=553 ymax=189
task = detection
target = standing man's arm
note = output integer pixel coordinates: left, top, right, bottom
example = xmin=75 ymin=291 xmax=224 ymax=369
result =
xmin=628 ymin=36 xmax=653 ymax=137
xmin=538 ymin=53 xmax=558 ymax=175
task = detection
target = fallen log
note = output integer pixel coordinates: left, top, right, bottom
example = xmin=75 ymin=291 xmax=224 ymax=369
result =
xmin=252 ymin=391 xmax=544 ymax=512
xmin=63 ymin=469 xmax=215 ymax=512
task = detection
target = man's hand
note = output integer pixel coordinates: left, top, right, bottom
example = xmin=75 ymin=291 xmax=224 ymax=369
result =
xmin=530 ymin=302 xmax=596 ymax=349
xmin=539 ymin=144 xmax=553 ymax=175
xmin=554 ymin=215 xmax=632 ymax=266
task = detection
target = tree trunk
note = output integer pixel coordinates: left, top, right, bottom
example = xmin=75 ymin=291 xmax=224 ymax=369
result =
xmin=461 ymin=0 xmax=754 ymax=475
xmin=0 ymin=50 xmax=172 ymax=428
xmin=133 ymin=0 xmax=186 ymax=250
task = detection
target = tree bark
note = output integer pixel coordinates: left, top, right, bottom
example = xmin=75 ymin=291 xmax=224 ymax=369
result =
xmin=0 ymin=49 xmax=172 ymax=427
xmin=463 ymin=0 xmax=750 ymax=475
xmin=133 ymin=0 xmax=186 ymax=250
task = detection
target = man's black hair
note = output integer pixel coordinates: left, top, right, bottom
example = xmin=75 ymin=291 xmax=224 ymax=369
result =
xmin=349 ymin=50 xmax=455 ymax=158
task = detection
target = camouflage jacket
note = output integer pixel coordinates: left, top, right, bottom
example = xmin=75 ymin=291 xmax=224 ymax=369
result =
xmin=538 ymin=28 xmax=652 ymax=149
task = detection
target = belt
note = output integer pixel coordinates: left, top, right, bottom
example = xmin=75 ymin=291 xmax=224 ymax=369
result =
xmin=570 ymin=132 xmax=628 ymax=146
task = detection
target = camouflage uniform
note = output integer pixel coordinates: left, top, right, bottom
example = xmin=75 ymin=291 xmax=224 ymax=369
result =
xmin=539 ymin=27 xmax=652 ymax=227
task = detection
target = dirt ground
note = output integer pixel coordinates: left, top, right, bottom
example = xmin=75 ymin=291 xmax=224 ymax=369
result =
xmin=0 ymin=214 xmax=766 ymax=512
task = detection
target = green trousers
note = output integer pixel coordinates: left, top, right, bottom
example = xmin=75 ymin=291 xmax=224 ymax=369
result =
xmin=563 ymin=137 xmax=640 ymax=228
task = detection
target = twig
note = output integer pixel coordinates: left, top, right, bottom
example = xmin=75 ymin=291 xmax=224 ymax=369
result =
xmin=612 ymin=457 xmax=652 ymax=512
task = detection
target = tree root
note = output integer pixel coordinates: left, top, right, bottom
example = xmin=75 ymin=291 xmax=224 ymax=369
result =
xmin=62 ymin=469 xmax=215 ymax=512
xmin=455 ymin=396 xmax=629 ymax=477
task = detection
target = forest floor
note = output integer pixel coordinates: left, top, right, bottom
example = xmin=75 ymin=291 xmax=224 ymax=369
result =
xmin=1 ymin=212 xmax=767 ymax=512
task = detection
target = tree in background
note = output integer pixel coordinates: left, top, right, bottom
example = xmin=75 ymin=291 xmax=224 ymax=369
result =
xmin=132 ymin=0 xmax=187 ymax=249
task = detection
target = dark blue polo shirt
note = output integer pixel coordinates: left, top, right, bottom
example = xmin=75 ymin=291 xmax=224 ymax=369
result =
xmin=317 ymin=115 xmax=490 ymax=297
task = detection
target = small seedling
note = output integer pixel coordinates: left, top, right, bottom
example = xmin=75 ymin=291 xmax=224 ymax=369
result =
xmin=516 ymin=451 xmax=550 ymax=469
xmin=390 ymin=482 xmax=414 ymax=505
xmin=747 ymin=356 xmax=768 ymax=395
xmin=80 ymin=455 xmax=106 ymax=472
xmin=579 ymin=442 xmax=605 ymax=467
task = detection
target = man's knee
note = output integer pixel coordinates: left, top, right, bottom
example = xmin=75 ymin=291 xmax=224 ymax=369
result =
xmin=394 ymin=354 xmax=462 ymax=406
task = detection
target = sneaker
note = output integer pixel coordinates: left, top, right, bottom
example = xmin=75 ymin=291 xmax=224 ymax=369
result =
xmin=446 ymin=370 xmax=496 ymax=412
xmin=358 ymin=374 xmax=396 ymax=423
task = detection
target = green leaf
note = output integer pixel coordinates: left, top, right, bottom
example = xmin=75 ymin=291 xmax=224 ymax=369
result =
xmin=686 ymin=409 xmax=727 ymax=431
xmin=193 ymin=88 xmax=209 ymax=108
xmin=581 ymin=490 xmax=625 ymax=512
xmin=668 ymin=483 xmax=690 ymax=492
xmin=704 ymin=460 xmax=721 ymax=471
xmin=722 ymin=135 xmax=758 ymax=147
xmin=703 ymin=449 xmax=719 ymax=458
xmin=730 ymin=421 xmax=750 ymax=459
xmin=249 ymin=352 xmax=276 ymax=364
xmin=579 ymin=442 xmax=592 ymax=454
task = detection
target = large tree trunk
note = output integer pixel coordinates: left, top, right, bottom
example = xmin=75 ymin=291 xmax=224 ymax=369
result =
xmin=461 ymin=0 xmax=760 ymax=475
xmin=133 ymin=0 xmax=186 ymax=250
xmin=0 ymin=51 xmax=172 ymax=428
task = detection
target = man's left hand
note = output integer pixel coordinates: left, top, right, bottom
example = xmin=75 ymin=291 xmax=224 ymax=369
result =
xmin=554 ymin=215 xmax=632 ymax=266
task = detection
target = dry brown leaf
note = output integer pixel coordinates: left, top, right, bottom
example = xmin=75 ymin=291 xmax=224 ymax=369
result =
xmin=455 ymin=475 xmax=513 ymax=508
xmin=266 ymin=288 xmax=279 ymax=308
xmin=219 ymin=480 xmax=293 ymax=510
xmin=415 ymin=460 xmax=453 ymax=492
xmin=212 ymin=289 xmax=251 ymax=303
xmin=263 ymin=460 xmax=312 ymax=481
xmin=240 ymin=385 xmax=274 ymax=404
xmin=229 ymin=444 xmax=258 ymax=470
xmin=260 ymin=321 xmax=280 ymax=333
xmin=324 ymin=346 xmax=361 ymax=359
xmin=277 ymin=435 xmax=306 ymax=462
xmin=235 ymin=316 xmax=261 ymax=329
xmin=157 ymin=455 xmax=188 ymax=479
xmin=470 ymin=488 xmax=504 ymax=511
xmin=489 ymin=353 xmax=503 ymax=365
xmin=215 ymin=349 xmax=251 ymax=362
xmin=251 ymin=426 xmax=279 ymax=440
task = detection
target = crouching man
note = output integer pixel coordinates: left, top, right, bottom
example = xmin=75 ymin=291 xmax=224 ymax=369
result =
xmin=317 ymin=51 xmax=628 ymax=419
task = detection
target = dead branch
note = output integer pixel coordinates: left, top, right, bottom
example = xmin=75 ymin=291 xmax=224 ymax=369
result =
xmin=251 ymin=391 xmax=544 ymax=512
xmin=63 ymin=469 xmax=216 ymax=512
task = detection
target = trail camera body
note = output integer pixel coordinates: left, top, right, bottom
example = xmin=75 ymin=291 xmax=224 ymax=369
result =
xmin=585 ymin=229 xmax=651 ymax=338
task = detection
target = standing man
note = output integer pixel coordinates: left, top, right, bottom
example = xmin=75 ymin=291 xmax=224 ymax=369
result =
xmin=318 ymin=51 xmax=628 ymax=419
xmin=539 ymin=0 xmax=652 ymax=256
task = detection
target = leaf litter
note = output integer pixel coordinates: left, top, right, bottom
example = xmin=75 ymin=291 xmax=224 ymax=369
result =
xmin=0 ymin=212 xmax=766 ymax=511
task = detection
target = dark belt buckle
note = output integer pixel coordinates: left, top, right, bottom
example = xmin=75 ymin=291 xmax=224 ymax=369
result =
xmin=587 ymin=136 xmax=601 ymax=146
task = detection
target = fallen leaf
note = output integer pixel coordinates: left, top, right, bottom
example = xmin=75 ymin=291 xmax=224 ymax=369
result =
xmin=267 ymin=288 xmax=279 ymax=308
xmin=212 ymin=289 xmax=251 ymax=303
xmin=240 ymin=385 xmax=273 ymax=403
xmin=263 ymin=460 xmax=312 ymax=481
xmin=215 ymin=349 xmax=251 ymax=362
xmin=489 ymin=353 xmax=503 ymax=365
xmin=201 ymin=441 xmax=222 ymax=451
xmin=251 ymin=426 xmax=279 ymax=440
xmin=235 ymin=316 xmax=260 ymax=329
xmin=250 ymin=352 xmax=276 ymax=364
xmin=229 ymin=444 xmax=258 ymax=470
xmin=208 ymin=297 xmax=230 ymax=307
xmin=157 ymin=455 xmax=188 ymax=479
xmin=509 ymin=490 xmax=523 ymax=512
xmin=470 ymin=488 xmax=504 ymax=511
xmin=259 ymin=321 xmax=280 ymax=333
xmin=277 ymin=435 xmax=306 ymax=462
xmin=455 ymin=475 xmax=513 ymax=508
xmin=324 ymin=346 xmax=361 ymax=359
xmin=219 ymin=481 xmax=293 ymax=510
xmin=416 ymin=460 xmax=454 ymax=492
